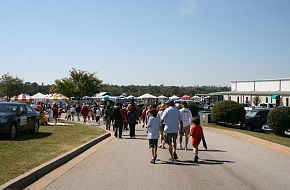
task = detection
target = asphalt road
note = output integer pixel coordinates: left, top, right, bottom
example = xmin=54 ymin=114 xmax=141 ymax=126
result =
xmin=31 ymin=124 xmax=290 ymax=190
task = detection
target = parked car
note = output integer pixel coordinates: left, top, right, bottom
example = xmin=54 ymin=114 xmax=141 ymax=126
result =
xmin=244 ymin=108 xmax=270 ymax=131
xmin=0 ymin=102 xmax=40 ymax=139
xmin=256 ymin=103 xmax=276 ymax=109
xmin=203 ymin=103 xmax=215 ymax=111
xmin=262 ymin=124 xmax=290 ymax=136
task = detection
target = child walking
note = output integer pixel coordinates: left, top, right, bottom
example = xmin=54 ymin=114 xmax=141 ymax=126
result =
xmin=189 ymin=117 xmax=204 ymax=163
xmin=146 ymin=109 xmax=161 ymax=164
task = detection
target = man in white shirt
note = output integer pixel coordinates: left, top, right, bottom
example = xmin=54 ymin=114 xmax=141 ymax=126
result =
xmin=179 ymin=101 xmax=192 ymax=150
xmin=161 ymin=100 xmax=183 ymax=161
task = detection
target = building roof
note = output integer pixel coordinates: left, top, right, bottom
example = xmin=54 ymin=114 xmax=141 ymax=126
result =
xmin=208 ymin=91 xmax=290 ymax=96
xmin=230 ymin=78 xmax=290 ymax=83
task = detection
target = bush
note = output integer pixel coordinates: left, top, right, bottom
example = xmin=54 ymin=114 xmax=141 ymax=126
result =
xmin=268 ymin=107 xmax=290 ymax=136
xmin=187 ymin=102 xmax=199 ymax=117
xmin=211 ymin=100 xmax=245 ymax=124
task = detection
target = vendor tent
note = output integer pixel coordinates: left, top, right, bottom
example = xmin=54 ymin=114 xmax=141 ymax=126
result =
xmin=158 ymin=95 xmax=168 ymax=99
xmin=181 ymin=95 xmax=191 ymax=100
xmin=32 ymin=93 xmax=47 ymax=100
xmin=137 ymin=93 xmax=157 ymax=99
xmin=47 ymin=94 xmax=69 ymax=101
xmin=169 ymin=95 xmax=180 ymax=100
xmin=11 ymin=94 xmax=31 ymax=102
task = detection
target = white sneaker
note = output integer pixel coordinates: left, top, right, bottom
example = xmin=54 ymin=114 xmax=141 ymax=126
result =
xmin=179 ymin=144 xmax=183 ymax=149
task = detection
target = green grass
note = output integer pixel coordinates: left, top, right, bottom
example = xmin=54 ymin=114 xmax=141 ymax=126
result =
xmin=0 ymin=124 xmax=106 ymax=185
xmin=204 ymin=123 xmax=290 ymax=147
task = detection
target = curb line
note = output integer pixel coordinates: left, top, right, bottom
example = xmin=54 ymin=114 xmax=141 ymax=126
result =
xmin=0 ymin=132 xmax=111 ymax=190
xmin=205 ymin=126 xmax=290 ymax=157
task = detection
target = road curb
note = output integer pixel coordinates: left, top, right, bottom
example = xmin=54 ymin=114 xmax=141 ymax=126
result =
xmin=205 ymin=126 xmax=290 ymax=157
xmin=0 ymin=132 xmax=111 ymax=190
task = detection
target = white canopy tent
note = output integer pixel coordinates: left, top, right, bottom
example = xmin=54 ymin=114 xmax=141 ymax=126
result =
xmin=169 ymin=95 xmax=180 ymax=100
xmin=137 ymin=93 xmax=157 ymax=99
xmin=158 ymin=95 xmax=168 ymax=99
xmin=32 ymin=93 xmax=47 ymax=100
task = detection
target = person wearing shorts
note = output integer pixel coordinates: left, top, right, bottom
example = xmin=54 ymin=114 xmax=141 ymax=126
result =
xmin=161 ymin=100 xmax=183 ymax=161
xmin=179 ymin=101 xmax=192 ymax=150
xmin=146 ymin=109 xmax=161 ymax=164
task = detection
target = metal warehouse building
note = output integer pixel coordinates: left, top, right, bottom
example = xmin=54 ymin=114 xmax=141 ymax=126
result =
xmin=207 ymin=78 xmax=290 ymax=107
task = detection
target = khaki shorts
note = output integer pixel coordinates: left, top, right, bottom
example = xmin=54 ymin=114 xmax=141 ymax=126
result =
xmin=180 ymin=125 xmax=190 ymax=136
xmin=164 ymin=132 xmax=178 ymax=145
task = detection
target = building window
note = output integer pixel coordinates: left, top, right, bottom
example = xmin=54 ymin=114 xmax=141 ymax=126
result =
xmin=246 ymin=97 xmax=249 ymax=103
xmin=266 ymin=97 xmax=268 ymax=103
xmin=287 ymin=98 xmax=289 ymax=107
xmin=237 ymin=97 xmax=240 ymax=103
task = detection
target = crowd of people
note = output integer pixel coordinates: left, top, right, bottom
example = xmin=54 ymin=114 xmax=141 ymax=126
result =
xmin=31 ymin=99 xmax=207 ymax=164
xmin=99 ymin=99 xmax=207 ymax=164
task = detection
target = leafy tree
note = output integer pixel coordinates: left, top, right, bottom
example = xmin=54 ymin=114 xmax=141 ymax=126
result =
xmin=211 ymin=100 xmax=246 ymax=125
xmin=253 ymin=96 xmax=261 ymax=106
xmin=0 ymin=73 xmax=24 ymax=99
xmin=187 ymin=102 xmax=199 ymax=117
xmin=23 ymin=82 xmax=51 ymax=95
xmin=51 ymin=68 xmax=103 ymax=97
xmin=268 ymin=107 xmax=290 ymax=136
xmin=102 ymin=84 xmax=230 ymax=97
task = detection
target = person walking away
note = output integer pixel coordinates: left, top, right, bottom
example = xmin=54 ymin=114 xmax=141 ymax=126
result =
xmin=70 ymin=105 xmax=76 ymax=121
xmin=189 ymin=117 xmax=204 ymax=162
xmin=95 ymin=107 xmax=102 ymax=125
xmin=112 ymin=103 xmax=124 ymax=138
xmin=90 ymin=106 xmax=96 ymax=122
xmin=146 ymin=109 xmax=161 ymax=164
xmin=179 ymin=101 xmax=192 ymax=150
xmin=80 ymin=104 xmax=89 ymax=123
xmin=141 ymin=106 xmax=147 ymax=128
xmin=161 ymin=100 xmax=183 ymax=161
xmin=127 ymin=104 xmax=139 ymax=138
xmin=76 ymin=104 xmax=81 ymax=121
xmin=104 ymin=102 xmax=113 ymax=130
xmin=157 ymin=104 xmax=167 ymax=148
xmin=120 ymin=105 xmax=128 ymax=130
xmin=51 ymin=103 xmax=59 ymax=126
xmin=66 ymin=107 xmax=72 ymax=121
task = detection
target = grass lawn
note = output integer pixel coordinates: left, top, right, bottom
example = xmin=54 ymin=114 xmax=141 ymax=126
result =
xmin=0 ymin=124 xmax=106 ymax=185
xmin=204 ymin=123 xmax=290 ymax=148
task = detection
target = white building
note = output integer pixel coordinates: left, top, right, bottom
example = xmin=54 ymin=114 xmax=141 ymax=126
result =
xmin=205 ymin=78 xmax=290 ymax=107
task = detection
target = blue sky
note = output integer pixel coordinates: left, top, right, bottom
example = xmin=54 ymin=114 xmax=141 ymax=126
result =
xmin=0 ymin=0 xmax=290 ymax=86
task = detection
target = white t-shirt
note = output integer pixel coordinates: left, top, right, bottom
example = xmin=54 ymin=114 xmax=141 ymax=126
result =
xmin=147 ymin=117 xmax=161 ymax=139
xmin=96 ymin=109 xmax=102 ymax=117
xmin=161 ymin=106 xmax=182 ymax=133
xmin=180 ymin=108 xmax=192 ymax=127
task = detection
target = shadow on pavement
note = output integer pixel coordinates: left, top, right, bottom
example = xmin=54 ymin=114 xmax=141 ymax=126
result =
xmin=121 ymin=137 xmax=148 ymax=141
xmin=157 ymin=159 xmax=234 ymax=166
xmin=199 ymin=149 xmax=227 ymax=153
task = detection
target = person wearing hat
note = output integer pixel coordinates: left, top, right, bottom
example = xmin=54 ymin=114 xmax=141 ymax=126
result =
xmin=161 ymin=100 xmax=183 ymax=161
xmin=179 ymin=101 xmax=192 ymax=150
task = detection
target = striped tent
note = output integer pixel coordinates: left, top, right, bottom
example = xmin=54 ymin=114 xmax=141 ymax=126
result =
xmin=47 ymin=93 xmax=69 ymax=101
xmin=10 ymin=94 xmax=31 ymax=102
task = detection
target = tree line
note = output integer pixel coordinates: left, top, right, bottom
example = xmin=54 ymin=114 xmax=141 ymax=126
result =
xmin=0 ymin=68 xmax=230 ymax=99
